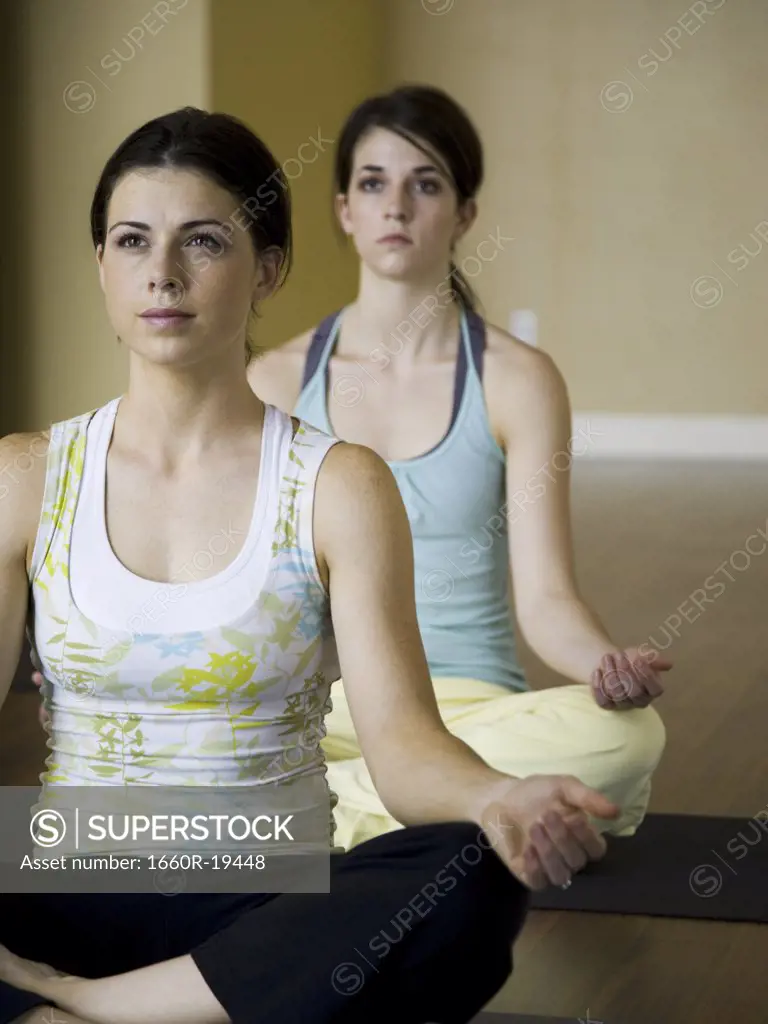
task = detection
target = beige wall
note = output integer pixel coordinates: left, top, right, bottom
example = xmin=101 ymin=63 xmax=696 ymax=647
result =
xmin=10 ymin=1 xmax=766 ymax=425
xmin=0 ymin=3 xmax=25 ymax=435
xmin=210 ymin=0 xmax=386 ymax=350
xmin=11 ymin=0 xmax=211 ymax=431
xmin=7 ymin=0 xmax=386 ymax=430
xmin=388 ymin=0 xmax=768 ymax=415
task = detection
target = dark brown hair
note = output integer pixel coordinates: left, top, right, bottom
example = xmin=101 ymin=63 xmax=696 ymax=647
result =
xmin=90 ymin=107 xmax=292 ymax=359
xmin=334 ymin=84 xmax=484 ymax=311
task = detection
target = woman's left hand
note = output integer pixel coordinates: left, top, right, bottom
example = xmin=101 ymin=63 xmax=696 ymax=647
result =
xmin=591 ymin=646 xmax=672 ymax=710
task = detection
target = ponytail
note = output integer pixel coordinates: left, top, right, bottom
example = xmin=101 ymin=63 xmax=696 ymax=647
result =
xmin=449 ymin=260 xmax=479 ymax=314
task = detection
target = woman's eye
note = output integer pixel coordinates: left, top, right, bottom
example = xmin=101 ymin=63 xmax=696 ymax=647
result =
xmin=417 ymin=179 xmax=441 ymax=195
xmin=187 ymin=232 xmax=224 ymax=255
xmin=116 ymin=232 xmax=146 ymax=249
xmin=358 ymin=177 xmax=383 ymax=192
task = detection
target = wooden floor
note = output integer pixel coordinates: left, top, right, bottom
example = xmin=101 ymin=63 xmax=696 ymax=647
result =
xmin=485 ymin=458 xmax=768 ymax=1023
xmin=2 ymin=458 xmax=767 ymax=1022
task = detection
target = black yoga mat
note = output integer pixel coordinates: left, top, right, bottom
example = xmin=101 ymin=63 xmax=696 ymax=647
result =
xmin=528 ymin=812 xmax=768 ymax=922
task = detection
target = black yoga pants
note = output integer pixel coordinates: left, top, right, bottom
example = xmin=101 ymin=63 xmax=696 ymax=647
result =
xmin=0 ymin=821 xmax=529 ymax=1024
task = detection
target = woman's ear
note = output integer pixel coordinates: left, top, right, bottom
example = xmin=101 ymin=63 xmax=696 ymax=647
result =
xmin=452 ymin=198 xmax=478 ymax=248
xmin=252 ymin=247 xmax=283 ymax=304
xmin=95 ymin=244 xmax=106 ymax=294
xmin=335 ymin=192 xmax=353 ymax=236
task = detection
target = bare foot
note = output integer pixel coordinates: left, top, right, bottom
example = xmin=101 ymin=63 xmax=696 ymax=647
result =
xmin=0 ymin=942 xmax=75 ymax=996
xmin=13 ymin=1008 xmax=93 ymax=1023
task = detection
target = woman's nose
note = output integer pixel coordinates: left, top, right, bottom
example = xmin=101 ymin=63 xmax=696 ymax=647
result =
xmin=385 ymin=184 xmax=411 ymax=221
xmin=386 ymin=207 xmax=407 ymax=222
xmin=149 ymin=275 xmax=186 ymax=309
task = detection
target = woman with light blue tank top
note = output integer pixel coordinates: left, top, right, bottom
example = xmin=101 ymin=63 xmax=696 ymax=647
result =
xmin=295 ymin=303 xmax=525 ymax=691
xmin=0 ymin=106 xmax=622 ymax=1024
xmin=254 ymin=84 xmax=672 ymax=853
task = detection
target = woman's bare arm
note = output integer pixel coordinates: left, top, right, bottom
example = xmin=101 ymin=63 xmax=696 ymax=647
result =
xmin=487 ymin=339 xmax=619 ymax=682
xmin=486 ymin=330 xmax=670 ymax=705
xmin=0 ymin=438 xmax=619 ymax=1024
xmin=314 ymin=441 xmax=619 ymax=887
xmin=315 ymin=441 xmax=508 ymax=826
xmin=0 ymin=433 xmax=47 ymax=715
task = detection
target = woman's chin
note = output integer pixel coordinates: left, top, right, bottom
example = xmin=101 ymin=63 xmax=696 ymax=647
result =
xmin=127 ymin=336 xmax=208 ymax=366
xmin=364 ymin=249 xmax=446 ymax=286
xmin=371 ymin=259 xmax=428 ymax=284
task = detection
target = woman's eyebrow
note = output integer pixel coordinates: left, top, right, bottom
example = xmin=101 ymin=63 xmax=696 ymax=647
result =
xmin=357 ymin=164 xmax=443 ymax=175
xmin=107 ymin=218 xmax=227 ymax=235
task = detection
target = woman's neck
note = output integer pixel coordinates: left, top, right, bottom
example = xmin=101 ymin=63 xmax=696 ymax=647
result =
xmin=116 ymin=353 xmax=263 ymax=466
xmin=341 ymin=265 xmax=463 ymax=364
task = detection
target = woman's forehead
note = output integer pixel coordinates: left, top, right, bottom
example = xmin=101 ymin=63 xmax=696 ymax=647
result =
xmin=108 ymin=168 xmax=238 ymax=220
xmin=352 ymin=128 xmax=450 ymax=179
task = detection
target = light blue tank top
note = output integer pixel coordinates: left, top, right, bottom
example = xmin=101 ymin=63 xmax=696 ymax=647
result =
xmin=293 ymin=306 xmax=527 ymax=692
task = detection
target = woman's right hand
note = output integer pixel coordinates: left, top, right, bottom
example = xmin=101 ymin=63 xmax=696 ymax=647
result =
xmin=476 ymin=773 xmax=618 ymax=891
xmin=31 ymin=670 xmax=49 ymax=728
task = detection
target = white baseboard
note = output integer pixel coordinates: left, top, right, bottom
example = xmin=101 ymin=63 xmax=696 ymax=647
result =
xmin=572 ymin=414 xmax=768 ymax=459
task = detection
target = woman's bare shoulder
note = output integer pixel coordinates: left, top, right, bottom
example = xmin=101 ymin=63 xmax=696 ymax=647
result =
xmin=484 ymin=322 xmax=568 ymax=399
xmin=312 ymin=439 xmax=409 ymax=585
xmin=0 ymin=431 xmax=50 ymax=554
xmin=247 ymin=327 xmax=317 ymax=413
xmin=481 ymin=323 xmax=572 ymax=446
xmin=277 ymin=327 xmax=316 ymax=355
xmin=0 ymin=431 xmax=50 ymax=484
xmin=315 ymin=441 xmax=404 ymax=537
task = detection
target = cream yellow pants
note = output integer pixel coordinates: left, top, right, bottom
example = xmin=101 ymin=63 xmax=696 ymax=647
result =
xmin=322 ymin=677 xmax=667 ymax=851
